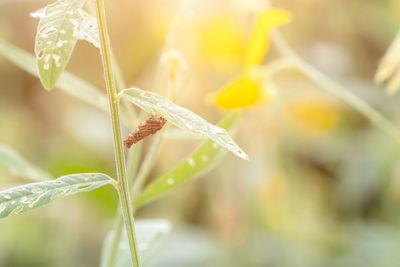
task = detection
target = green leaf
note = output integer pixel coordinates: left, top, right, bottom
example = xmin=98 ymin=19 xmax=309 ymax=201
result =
xmin=120 ymin=88 xmax=248 ymax=160
xmin=164 ymin=129 xmax=203 ymax=139
xmin=133 ymin=111 xmax=242 ymax=208
xmin=32 ymin=7 xmax=100 ymax=49
xmin=0 ymin=144 xmax=52 ymax=181
xmin=100 ymin=219 xmax=171 ymax=267
xmin=0 ymin=38 xmax=107 ymax=110
xmin=0 ymin=173 xmax=115 ymax=219
xmin=34 ymin=0 xmax=86 ymax=90
xmin=78 ymin=10 xmax=100 ymax=48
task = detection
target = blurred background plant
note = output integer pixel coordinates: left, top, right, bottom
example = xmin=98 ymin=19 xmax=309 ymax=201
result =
xmin=2 ymin=0 xmax=400 ymax=266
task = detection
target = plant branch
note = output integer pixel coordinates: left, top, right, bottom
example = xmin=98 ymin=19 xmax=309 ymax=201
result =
xmin=94 ymin=0 xmax=141 ymax=266
xmin=271 ymin=30 xmax=400 ymax=143
xmin=132 ymin=127 xmax=168 ymax=196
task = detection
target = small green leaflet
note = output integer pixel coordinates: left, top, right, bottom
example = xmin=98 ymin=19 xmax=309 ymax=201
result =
xmin=120 ymin=88 xmax=248 ymax=160
xmin=0 ymin=144 xmax=52 ymax=181
xmin=100 ymin=219 xmax=171 ymax=267
xmin=0 ymin=38 xmax=107 ymax=110
xmin=32 ymin=7 xmax=100 ymax=49
xmin=133 ymin=111 xmax=242 ymax=208
xmin=78 ymin=10 xmax=100 ymax=48
xmin=0 ymin=173 xmax=115 ymax=219
xmin=34 ymin=0 xmax=86 ymax=90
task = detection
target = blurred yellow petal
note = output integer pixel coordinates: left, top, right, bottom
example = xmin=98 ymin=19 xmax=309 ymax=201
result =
xmin=215 ymin=75 xmax=266 ymax=109
xmin=289 ymin=96 xmax=341 ymax=132
xmin=196 ymin=15 xmax=245 ymax=72
xmin=244 ymin=8 xmax=293 ymax=71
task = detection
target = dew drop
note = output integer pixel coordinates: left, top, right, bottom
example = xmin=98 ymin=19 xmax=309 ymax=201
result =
xmin=187 ymin=157 xmax=195 ymax=167
xmin=31 ymin=188 xmax=43 ymax=194
xmin=20 ymin=197 xmax=31 ymax=204
xmin=166 ymin=178 xmax=174 ymax=185
xmin=56 ymin=40 xmax=64 ymax=47
xmin=201 ymin=155 xmax=208 ymax=162
xmin=44 ymin=54 xmax=51 ymax=63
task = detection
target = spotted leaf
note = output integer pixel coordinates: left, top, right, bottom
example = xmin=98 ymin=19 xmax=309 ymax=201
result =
xmin=121 ymin=88 xmax=248 ymax=160
xmin=0 ymin=173 xmax=115 ymax=219
xmin=33 ymin=0 xmax=86 ymax=90
xmin=133 ymin=111 xmax=242 ymax=207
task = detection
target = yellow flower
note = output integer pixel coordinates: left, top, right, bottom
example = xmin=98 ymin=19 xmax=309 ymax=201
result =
xmin=244 ymin=9 xmax=293 ymax=71
xmin=288 ymin=95 xmax=342 ymax=132
xmin=196 ymin=15 xmax=245 ymax=72
xmin=213 ymin=8 xmax=292 ymax=110
xmin=215 ymin=75 xmax=264 ymax=109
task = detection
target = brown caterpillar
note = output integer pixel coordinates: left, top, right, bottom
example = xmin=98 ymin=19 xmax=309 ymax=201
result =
xmin=124 ymin=115 xmax=167 ymax=148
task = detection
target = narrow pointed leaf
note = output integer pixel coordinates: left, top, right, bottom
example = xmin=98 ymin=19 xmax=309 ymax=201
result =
xmin=121 ymin=88 xmax=248 ymax=160
xmin=134 ymin=111 xmax=241 ymax=207
xmin=100 ymin=219 xmax=171 ymax=267
xmin=0 ymin=144 xmax=52 ymax=181
xmin=34 ymin=0 xmax=86 ymax=90
xmin=0 ymin=173 xmax=115 ymax=219
xmin=0 ymin=38 xmax=107 ymax=110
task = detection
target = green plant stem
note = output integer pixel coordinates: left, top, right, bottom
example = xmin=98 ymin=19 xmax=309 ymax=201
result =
xmin=106 ymin=126 xmax=166 ymax=267
xmin=105 ymin=142 xmax=143 ymax=267
xmin=105 ymin=2 xmax=189 ymax=265
xmin=258 ymin=58 xmax=293 ymax=78
xmin=127 ymin=142 xmax=143 ymax=185
xmin=94 ymin=0 xmax=141 ymax=266
xmin=271 ymin=30 xmax=400 ymax=143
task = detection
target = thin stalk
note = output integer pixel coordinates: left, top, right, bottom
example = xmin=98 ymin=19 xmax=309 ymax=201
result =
xmin=132 ymin=126 xmax=168 ymax=196
xmin=105 ymin=215 xmax=124 ymax=267
xmin=105 ymin=2 xmax=189 ymax=265
xmin=94 ymin=0 xmax=141 ymax=266
xmin=111 ymin=50 xmax=139 ymax=128
xmin=105 ymin=141 xmax=143 ymax=267
xmin=127 ymin=142 xmax=143 ymax=185
xmin=271 ymin=30 xmax=400 ymax=144
xmin=257 ymin=58 xmax=293 ymax=78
